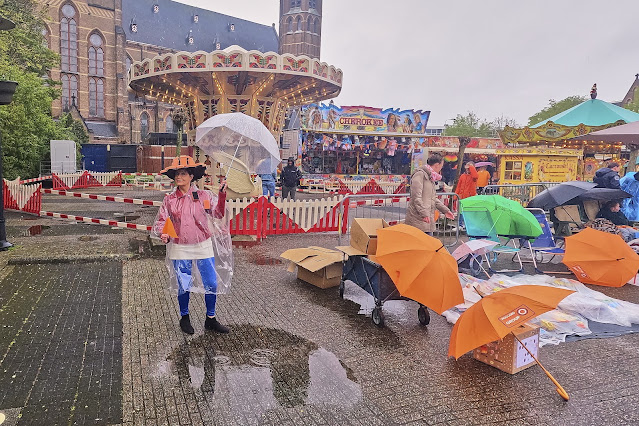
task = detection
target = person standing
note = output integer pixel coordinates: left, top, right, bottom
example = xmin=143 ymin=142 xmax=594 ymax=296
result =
xmin=280 ymin=157 xmax=302 ymax=199
xmin=153 ymin=156 xmax=232 ymax=335
xmin=455 ymin=161 xmax=479 ymax=199
xmin=405 ymin=153 xmax=455 ymax=234
xmin=593 ymin=162 xmax=621 ymax=189
xmin=260 ymin=171 xmax=277 ymax=197
xmin=476 ymin=165 xmax=491 ymax=194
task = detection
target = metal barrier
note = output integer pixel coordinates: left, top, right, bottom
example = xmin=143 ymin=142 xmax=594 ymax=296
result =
xmin=483 ymin=183 xmax=555 ymax=206
xmin=337 ymin=192 xmax=460 ymax=247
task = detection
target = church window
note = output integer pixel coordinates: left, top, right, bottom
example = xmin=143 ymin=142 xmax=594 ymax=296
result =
xmin=140 ymin=112 xmax=150 ymax=140
xmin=60 ymin=3 xmax=78 ymax=73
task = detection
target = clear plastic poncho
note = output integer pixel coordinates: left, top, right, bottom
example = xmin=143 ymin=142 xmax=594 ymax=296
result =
xmin=620 ymin=172 xmax=639 ymax=221
xmin=152 ymin=185 xmax=233 ymax=295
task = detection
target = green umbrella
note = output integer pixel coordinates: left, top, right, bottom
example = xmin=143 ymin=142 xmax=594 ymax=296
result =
xmin=460 ymin=195 xmax=542 ymax=238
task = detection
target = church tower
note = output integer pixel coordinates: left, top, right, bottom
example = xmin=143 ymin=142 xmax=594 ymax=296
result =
xmin=278 ymin=0 xmax=322 ymax=59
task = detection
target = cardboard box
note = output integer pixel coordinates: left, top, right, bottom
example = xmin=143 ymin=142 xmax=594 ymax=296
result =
xmin=280 ymin=246 xmax=343 ymax=289
xmin=336 ymin=218 xmax=390 ymax=256
xmin=473 ymin=323 xmax=540 ymax=374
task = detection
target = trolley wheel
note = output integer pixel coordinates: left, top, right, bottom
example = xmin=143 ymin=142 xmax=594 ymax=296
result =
xmin=338 ymin=280 xmax=345 ymax=299
xmin=418 ymin=305 xmax=430 ymax=326
xmin=371 ymin=307 xmax=385 ymax=327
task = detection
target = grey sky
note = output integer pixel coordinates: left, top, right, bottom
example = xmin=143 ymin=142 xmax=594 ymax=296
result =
xmin=175 ymin=0 xmax=639 ymax=126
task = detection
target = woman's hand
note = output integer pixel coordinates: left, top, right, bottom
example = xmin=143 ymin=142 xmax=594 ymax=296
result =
xmin=219 ymin=178 xmax=227 ymax=194
xmin=161 ymin=233 xmax=170 ymax=243
xmin=445 ymin=211 xmax=456 ymax=220
xmin=422 ymin=216 xmax=431 ymax=223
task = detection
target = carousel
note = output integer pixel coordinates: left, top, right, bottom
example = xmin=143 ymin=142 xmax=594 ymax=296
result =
xmin=128 ymin=45 xmax=343 ymax=137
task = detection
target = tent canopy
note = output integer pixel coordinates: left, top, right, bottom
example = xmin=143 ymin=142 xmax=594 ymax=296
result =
xmin=569 ymin=120 xmax=639 ymax=146
xmin=532 ymin=99 xmax=639 ymax=128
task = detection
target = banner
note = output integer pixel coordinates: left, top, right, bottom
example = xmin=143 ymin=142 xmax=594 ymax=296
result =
xmin=302 ymin=104 xmax=430 ymax=134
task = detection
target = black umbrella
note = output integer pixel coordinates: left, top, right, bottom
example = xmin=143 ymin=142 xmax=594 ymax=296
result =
xmin=528 ymin=181 xmax=596 ymax=209
xmin=577 ymin=187 xmax=631 ymax=201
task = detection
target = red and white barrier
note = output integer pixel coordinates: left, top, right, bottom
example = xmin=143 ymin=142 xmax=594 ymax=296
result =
xmin=3 ymin=180 xmax=42 ymax=214
xmin=40 ymin=211 xmax=152 ymax=231
xmin=43 ymin=188 xmax=162 ymax=207
xmin=19 ymin=176 xmax=52 ymax=184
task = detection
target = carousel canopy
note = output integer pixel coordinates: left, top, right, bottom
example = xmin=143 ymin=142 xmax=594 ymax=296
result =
xmin=532 ymin=98 xmax=639 ymax=128
xmin=569 ymin=120 xmax=639 ymax=146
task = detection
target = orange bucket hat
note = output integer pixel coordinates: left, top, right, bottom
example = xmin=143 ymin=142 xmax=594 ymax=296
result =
xmin=160 ymin=155 xmax=207 ymax=180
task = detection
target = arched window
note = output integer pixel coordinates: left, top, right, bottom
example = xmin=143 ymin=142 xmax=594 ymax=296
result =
xmin=165 ymin=114 xmax=174 ymax=133
xmin=310 ymin=0 xmax=317 ymax=9
xmin=61 ymin=74 xmax=78 ymax=110
xmin=140 ymin=112 xmax=149 ymax=140
xmin=315 ymin=18 xmax=320 ymax=34
xmin=89 ymin=78 xmax=104 ymax=117
xmin=60 ymin=3 xmax=78 ymax=73
xmin=287 ymin=16 xmax=293 ymax=33
xmin=296 ymin=16 xmax=301 ymax=31
xmin=126 ymin=55 xmax=132 ymax=73
xmin=88 ymin=32 xmax=104 ymax=76
xmin=307 ymin=18 xmax=312 ymax=32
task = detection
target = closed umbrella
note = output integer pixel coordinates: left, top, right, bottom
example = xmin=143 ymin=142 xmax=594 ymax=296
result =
xmin=528 ymin=181 xmax=596 ymax=209
xmin=376 ymin=224 xmax=464 ymax=315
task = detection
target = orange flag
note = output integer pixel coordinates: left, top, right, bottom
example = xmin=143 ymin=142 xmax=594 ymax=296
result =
xmin=162 ymin=217 xmax=178 ymax=238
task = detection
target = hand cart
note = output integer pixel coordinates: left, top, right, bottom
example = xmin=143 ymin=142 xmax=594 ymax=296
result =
xmin=338 ymin=254 xmax=430 ymax=328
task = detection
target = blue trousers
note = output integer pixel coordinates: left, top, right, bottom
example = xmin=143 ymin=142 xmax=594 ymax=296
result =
xmin=262 ymin=181 xmax=276 ymax=197
xmin=173 ymin=258 xmax=218 ymax=317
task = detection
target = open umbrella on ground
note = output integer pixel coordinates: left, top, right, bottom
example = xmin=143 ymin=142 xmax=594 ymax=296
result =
xmin=195 ymin=113 xmax=281 ymax=176
xmin=448 ymin=285 xmax=575 ymax=400
xmin=461 ymin=195 xmax=543 ymax=238
xmin=375 ymin=224 xmax=464 ymax=315
xmin=562 ymin=227 xmax=639 ymax=287
xmin=451 ymin=239 xmax=498 ymax=278
xmin=528 ymin=181 xmax=597 ymax=210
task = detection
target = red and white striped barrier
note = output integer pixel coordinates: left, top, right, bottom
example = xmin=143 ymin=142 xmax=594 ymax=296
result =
xmin=3 ymin=180 xmax=42 ymax=214
xmin=52 ymin=171 xmax=124 ymax=190
xmin=43 ymin=188 xmax=162 ymax=207
xmin=20 ymin=176 xmax=52 ymax=184
xmin=40 ymin=211 xmax=152 ymax=231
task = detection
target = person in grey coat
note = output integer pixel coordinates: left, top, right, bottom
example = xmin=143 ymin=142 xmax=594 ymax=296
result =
xmin=405 ymin=153 xmax=455 ymax=234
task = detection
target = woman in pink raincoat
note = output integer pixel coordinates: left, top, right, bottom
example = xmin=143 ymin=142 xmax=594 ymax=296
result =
xmin=153 ymin=155 xmax=232 ymax=335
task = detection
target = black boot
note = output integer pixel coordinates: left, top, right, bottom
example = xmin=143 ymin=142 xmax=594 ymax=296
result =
xmin=180 ymin=315 xmax=194 ymax=335
xmin=205 ymin=316 xmax=229 ymax=333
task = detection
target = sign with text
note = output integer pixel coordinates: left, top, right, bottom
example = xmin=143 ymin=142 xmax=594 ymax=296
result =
xmin=499 ymin=305 xmax=535 ymax=328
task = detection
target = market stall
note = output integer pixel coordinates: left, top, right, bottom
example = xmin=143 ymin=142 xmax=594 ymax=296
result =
xmin=497 ymin=148 xmax=582 ymax=184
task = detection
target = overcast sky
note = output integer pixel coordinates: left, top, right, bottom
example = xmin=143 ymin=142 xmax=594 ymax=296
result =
xmin=175 ymin=0 xmax=639 ymax=126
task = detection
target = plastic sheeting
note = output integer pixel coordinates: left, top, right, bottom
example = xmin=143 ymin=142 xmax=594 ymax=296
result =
xmin=445 ymin=273 xmax=639 ymax=346
xmin=152 ymin=186 xmax=233 ymax=295
xmin=620 ymin=172 xmax=639 ymax=221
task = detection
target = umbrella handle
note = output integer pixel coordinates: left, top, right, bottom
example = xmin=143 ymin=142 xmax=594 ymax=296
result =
xmin=512 ymin=334 xmax=569 ymax=401
xmin=225 ymin=135 xmax=243 ymax=179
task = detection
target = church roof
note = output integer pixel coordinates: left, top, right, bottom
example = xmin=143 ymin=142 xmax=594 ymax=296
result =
xmin=122 ymin=0 xmax=279 ymax=53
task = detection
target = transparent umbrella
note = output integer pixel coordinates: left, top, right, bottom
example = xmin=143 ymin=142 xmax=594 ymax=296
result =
xmin=195 ymin=113 xmax=281 ymax=176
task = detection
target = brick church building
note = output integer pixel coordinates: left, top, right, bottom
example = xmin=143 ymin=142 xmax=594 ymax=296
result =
xmin=43 ymin=0 xmax=323 ymax=144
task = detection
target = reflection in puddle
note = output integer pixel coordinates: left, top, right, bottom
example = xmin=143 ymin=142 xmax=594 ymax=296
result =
xmin=343 ymin=279 xmax=410 ymax=323
xmin=25 ymin=225 xmax=51 ymax=236
xmin=250 ymin=254 xmax=282 ymax=265
xmin=166 ymin=324 xmax=361 ymax=423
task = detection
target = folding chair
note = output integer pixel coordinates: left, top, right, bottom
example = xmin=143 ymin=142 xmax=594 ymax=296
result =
xmin=460 ymin=207 xmax=523 ymax=274
xmin=582 ymin=200 xmax=602 ymax=222
xmin=521 ymin=208 xmax=568 ymax=274
xmin=552 ymin=204 xmax=583 ymax=236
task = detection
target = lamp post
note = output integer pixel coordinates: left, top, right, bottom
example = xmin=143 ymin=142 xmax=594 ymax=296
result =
xmin=171 ymin=107 xmax=188 ymax=157
xmin=0 ymin=15 xmax=16 ymax=250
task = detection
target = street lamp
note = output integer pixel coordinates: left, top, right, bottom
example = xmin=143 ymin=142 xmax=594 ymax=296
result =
xmin=0 ymin=15 xmax=16 ymax=250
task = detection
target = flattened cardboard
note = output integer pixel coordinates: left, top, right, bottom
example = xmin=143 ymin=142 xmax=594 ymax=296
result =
xmin=336 ymin=218 xmax=389 ymax=256
xmin=281 ymin=246 xmax=343 ymax=289
xmin=473 ymin=323 xmax=540 ymax=375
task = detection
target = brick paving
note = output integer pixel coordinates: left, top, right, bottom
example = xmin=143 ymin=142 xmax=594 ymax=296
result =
xmin=1 ymin=190 xmax=639 ymax=425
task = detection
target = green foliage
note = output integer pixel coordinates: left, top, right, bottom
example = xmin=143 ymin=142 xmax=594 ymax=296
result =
xmin=0 ymin=0 xmax=87 ymax=179
xmin=527 ymin=96 xmax=586 ymax=126
xmin=443 ymin=112 xmax=516 ymax=138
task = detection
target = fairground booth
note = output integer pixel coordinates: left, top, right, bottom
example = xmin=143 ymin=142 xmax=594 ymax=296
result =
xmin=500 ymin=90 xmax=639 ymax=181
xmin=287 ymin=102 xmax=504 ymax=193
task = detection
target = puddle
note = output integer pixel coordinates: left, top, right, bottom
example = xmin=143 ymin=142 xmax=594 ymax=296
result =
xmin=250 ymin=254 xmax=282 ymax=265
xmin=25 ymin=225 xmax=50 ymax=236
xmin=165 ymin=324 xmax=361 ymax=420
xmin=342 ymin=279 xmax=413 ymax=324
xmin=232 ymin=240 xmax=261 ymax=248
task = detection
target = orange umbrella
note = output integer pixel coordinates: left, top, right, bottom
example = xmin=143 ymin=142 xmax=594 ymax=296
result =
xmin=562 ymin=227 xmax=639 ymax=287
xmin=376 ymin=224 xmax=464 ymax=314
xmin=449 ymin=285 xmax=575 ymax=400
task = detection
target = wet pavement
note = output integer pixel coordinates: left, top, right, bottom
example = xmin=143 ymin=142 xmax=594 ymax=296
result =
xmin=1 ymin=189 xmax=639 ymax=424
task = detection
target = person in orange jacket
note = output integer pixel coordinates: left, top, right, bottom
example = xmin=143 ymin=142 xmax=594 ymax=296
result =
xmin=455 ymin=161 xmax=479 ymax=199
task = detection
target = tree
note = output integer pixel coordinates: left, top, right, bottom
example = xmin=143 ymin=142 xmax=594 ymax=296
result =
xmin=443 ymin=112 xmax=496 ymax=138
xmin=0 ymin=0 xmax=86 ymax=179
xmin=528 ymin=96 xmax=586 ymax=126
